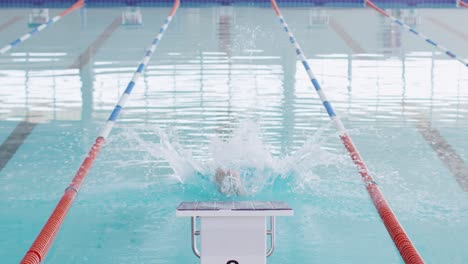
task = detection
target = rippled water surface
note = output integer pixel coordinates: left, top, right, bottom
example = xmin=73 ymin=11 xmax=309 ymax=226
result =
xmin=0 ymin=6 xmax=467 ymax=264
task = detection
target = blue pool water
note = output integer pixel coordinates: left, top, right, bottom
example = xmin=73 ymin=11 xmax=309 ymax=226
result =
xmin=0 ymin=4 xmax=468 ymax=263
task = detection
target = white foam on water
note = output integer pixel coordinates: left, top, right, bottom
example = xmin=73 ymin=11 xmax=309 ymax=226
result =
xmin=118 ymin=120 xmax=350 ymax=196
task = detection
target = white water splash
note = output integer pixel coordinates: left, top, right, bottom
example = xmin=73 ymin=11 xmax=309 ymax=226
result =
xmin=120 ymin=120 xmax=349 ymax=196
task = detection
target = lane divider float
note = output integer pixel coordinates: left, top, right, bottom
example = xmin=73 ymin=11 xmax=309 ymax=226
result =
xmin=20 ymin=1 xmax=180 ymax=263
xmin=366 ymin=0 xmax=467 ymax=68
xmin=270 ymin=0 xmax=425 ymax=263
xmin=0 ymin=0 xmax=85 ymax=55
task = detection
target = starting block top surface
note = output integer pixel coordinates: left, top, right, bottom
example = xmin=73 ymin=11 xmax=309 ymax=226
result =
xmin=176 ymin=201 xmax=294 ymax=217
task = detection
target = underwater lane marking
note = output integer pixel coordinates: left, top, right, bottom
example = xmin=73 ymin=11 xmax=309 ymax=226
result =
xmin=0 ymin=121 xmax=37 ymax=172
xmin=0 ymin=16 xmax=22 ymax=33
xmin=329 ymin=18 xmax=365 ymax=54
xmin=426 ymin=17 xmax=468 ymax=42
xmin=416 ymin=115 xmax=468 ymax=192
xmin=69 ymin=16 xmax=121 ymax=69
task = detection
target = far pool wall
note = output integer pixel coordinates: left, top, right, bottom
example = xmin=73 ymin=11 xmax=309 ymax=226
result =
xmin=0 ymin=0 xmax=460 ymax=8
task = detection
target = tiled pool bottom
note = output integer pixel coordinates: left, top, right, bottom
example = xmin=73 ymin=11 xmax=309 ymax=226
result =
xmin=0 ymin=5 xmax=468 ymax=263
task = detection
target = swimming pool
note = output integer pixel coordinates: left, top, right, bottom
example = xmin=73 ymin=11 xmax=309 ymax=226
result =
xmin=0 ymin=1 xmax=467 ymax=263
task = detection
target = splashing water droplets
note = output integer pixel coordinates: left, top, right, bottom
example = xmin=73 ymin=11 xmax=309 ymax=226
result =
xmin=119 ymin=120 xmax=349 ymax=196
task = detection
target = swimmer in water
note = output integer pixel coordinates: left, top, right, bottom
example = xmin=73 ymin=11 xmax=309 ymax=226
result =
xmin=215 ymin=168 xmax=247 ymax=196
xmin=213 ymin=120 xmax=247 ymax=196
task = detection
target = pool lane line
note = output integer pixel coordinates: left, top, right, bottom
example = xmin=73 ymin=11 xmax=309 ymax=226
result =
xmin=20 ymin=1 xmax=180 ymax=263
xmin=270 ymin=0 xmax=425 ymax=263
xmin=0 ymin=16 xmax=22 ymax=33
xmin=366 ymin=0 xmax=467 ymax=68
xmin=329 ymin=18 xmax=365 ymax=54
xmin=426 ymin=17 xmax=468 ymax=42
xmin=69 ymin=16 xmax=122 ymax=69
xmin=0 ymin=0 xmax=84 ymax=55
xmin=415 ymin=114 xmax=468 ymax=192
xmin=0 ymin=121 xmax=36 ymax=172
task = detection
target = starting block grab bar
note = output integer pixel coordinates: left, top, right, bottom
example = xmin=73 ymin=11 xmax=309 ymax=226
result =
xmin=191 ymin=216 xmax=276 ymax=258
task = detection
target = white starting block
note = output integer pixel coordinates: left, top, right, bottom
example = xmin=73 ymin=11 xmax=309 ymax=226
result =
xmin=28 ymin=9 xmax=49 ymax=28
xmin=176 ymin=201 xmax=293 ymax=264
xmin=400 ymin=10 xmax=421 ymax=26
xmin=122 ymin=7 xmax=143 ymax=26
xmin=388 ymin=9 xmax=420 ymax=26
xmin=308 ymin=9 xmax=329 ymax=27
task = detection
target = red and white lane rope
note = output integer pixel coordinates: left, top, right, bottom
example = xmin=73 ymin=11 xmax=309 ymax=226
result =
xmin=459 ymin=0 xmax=468 ymax=8
xmin=0 ymin=0 xmax=85 ymax=55
xmin=270 ymin=0 xmax=425 ymax=263
xmin=20 ymin=1 xmax=180 ymax=263
xmin=366 ymin=0 xmax=467 ymax=68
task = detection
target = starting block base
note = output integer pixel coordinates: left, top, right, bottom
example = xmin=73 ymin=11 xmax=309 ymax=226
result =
xmin=176 ymin=201 xmax=293 ymax=264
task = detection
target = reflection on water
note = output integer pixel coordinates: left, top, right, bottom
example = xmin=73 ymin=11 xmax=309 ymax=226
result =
xmin=0 ymin=8 xmax=466 ymax=128
xmin=1 ymin=53 xmax=466 ymax=127
xmin=0 ymin=6 xmax=467 ymax=264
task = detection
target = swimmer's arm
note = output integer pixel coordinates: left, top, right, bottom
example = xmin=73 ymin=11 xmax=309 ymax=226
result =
xmin=236 ymin=183 xmax=247 ymax=196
